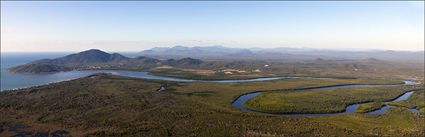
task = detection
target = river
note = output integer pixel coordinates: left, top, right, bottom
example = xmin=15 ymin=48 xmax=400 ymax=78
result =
xmin=232 ymin=82 xmax=419 ymax=116
xmin=1 ymin=53 xmax=305 ymax=91
xmin=1 ymin=53 xmax=420 ymax=116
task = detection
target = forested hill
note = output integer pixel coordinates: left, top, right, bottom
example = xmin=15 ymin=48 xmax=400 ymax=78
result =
xmin=9 ymin=49 xmax=203 ymax=73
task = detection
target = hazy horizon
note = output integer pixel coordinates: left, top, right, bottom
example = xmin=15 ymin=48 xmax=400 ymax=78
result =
xmin=1 ymin=1 xmax=424 ymax=52
xmin=1 ymin=45 xmax=425 ymax=53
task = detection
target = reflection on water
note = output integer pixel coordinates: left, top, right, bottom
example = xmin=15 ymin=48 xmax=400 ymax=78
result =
xmin=367 ymin=105 xmax=396 ymax=114
xmin=410 ymin=108 xmax=420 ymax=113
xmin=367 ymin=91 xmax=419 ymax=114
xmin=232 ymin=93 xmax=260 ymax=112
xmin=393 ymin=91 xmax=415 ymax=102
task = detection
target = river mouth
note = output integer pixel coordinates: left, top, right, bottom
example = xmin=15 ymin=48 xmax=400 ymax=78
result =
xmin=2 ymin=69 xmax=303 ymax=91
xmin=232 ymin=81 xmax=420 ymax=116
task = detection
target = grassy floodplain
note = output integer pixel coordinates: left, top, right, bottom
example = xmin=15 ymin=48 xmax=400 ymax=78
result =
xmin=172 ymin=77 xmax=404 ymax=110
xmin=389 ymin=89 xmax=425 ymax=113
xmin=356 ymin=102 xmax=385 ymax=113
xmin=1 ymin=74 xmax=424 ymax=136
xmin=244 ymin=86 xmax=421 ymax=114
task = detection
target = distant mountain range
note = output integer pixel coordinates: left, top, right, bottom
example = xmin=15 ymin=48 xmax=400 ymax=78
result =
xmin=138 ymin=46 xmax=254 ymax=59
xmin=10 ymin=49 xmax=203 ymax=73
xmin=139 ymin=46 xmax=424 ymax=62
xmin=10 ymin=46 xmax=424 ymax=73
xmin=139 ymin=46 xmax=257 ymax=60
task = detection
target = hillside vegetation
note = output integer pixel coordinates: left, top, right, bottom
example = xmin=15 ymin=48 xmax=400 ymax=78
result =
xmin=9 ymin=49 xmax=203 ymax=73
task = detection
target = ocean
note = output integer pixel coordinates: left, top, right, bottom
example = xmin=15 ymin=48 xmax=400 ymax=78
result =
xmin=1 ymin=52 xmax=72 ymax=91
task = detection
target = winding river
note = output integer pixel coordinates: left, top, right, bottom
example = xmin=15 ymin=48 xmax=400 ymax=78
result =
xmin=1 ymin=65 xmax=420 ymax=116
xmin=232 ymin=81 xmax=420 ymax=116
xmin=367 ymin=91 xmax=416 ymax=114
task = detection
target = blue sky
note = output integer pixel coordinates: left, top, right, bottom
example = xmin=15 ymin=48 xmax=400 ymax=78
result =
xmin=1 ymin=1 xmax=424 ymax=52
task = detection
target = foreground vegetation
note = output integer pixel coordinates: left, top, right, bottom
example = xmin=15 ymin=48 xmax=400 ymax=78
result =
xmin=0 ymin=74 xmax=424 ymax=136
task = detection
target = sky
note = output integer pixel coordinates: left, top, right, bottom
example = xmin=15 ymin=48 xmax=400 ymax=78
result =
xmin=1 ymin=1 xmax=424 ymax=52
